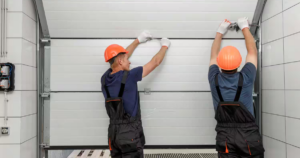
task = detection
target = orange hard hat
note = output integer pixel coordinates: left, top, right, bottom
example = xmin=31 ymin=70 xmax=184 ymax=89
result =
xmin=104 ymin=44 xmax=129 ymax=62
xmin=217 ymin=46 xmax=242 ymax=70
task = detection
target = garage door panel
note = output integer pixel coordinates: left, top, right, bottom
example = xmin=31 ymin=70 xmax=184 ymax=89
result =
xmin=44 ymin=1 xmax=256 ymax=12
xmin=50 ymin=92 xmax=216 ymax=146
xmin=51 ymin=39 xmax=247 ymax=91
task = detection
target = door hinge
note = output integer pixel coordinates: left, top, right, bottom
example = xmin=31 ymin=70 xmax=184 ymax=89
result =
xmin=40 ymin=143 xmax=50 ymax=149
xmin=40 ymin=93 xmax=50 ymax=98
xmin=144 ymin=88 xmax=151 ymax=95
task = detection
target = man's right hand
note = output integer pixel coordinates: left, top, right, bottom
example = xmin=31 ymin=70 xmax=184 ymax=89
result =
xmin=137 ymin=31 xmax=152 ymax=43
xmin=217 ymin=19 xmax=231 ymax=35
xmin=160 ymin=38 xmax=171 ymax=48
xmin=237 ymin=17 xmax=250 ymax=31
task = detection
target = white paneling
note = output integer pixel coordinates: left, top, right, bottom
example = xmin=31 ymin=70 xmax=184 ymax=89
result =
xmin=262 ymin=0 xmax=283 ymax=21
xmin=23 ymin=0 xmax=36 ymax=21
xmin=284 ymin=33 xmax=300 ymax=63
xmin=287 ymin=144 xmax=300 ymax=158
xmin=286 ymin=90 xmax=300 ymax=119
xmin=0 ymin=91 xmax=36 ymax=117
xmin=262 ymin=65 xmax=284 ymax=89
xmin=21 ymin=91 xmax=37 ymax=117
xmin=262 ymin=39 xmax=284 ymax=66
xmin=283 ymin=0 xmax=300 ymax=10
xmin=263 ymin=136 xmax=287 ymax=158
xmin=285 ymin=62 xmax=300 ymax=89
xmin=283 ymin=4 xmax=300 ymax=37
xmin=262 ymin=90 xmax=285 ymax=115
xmin=22 ymin=13 xmax=36 ymax=44
xmin=43 ymin=0 xmax=257 ymax=38
xmin=21 ymin=115 xmax=37 ymax=143
xmin=262 ymin=14 xmax=283 ymax=44
xmin=0 ymin=118 xmax=21 ymax=144
xmin=286 ymin=117 xmax=300 ymax=147
xmin=8 ymin=0 xmax=22 ymax=11
xmin=263 ymin=113 xmax=286 ymax=142
xmin=50 ymin=92 xmax=216 ymax=146
xmin=51 ymin=39 xmax=247 ymax=91
xmin=0 ymin=145 xmax=20 ymax=158
xmin=7 ymin=39 xmax=22 ymax=64
xmin=15 ymin=65 xmax=37 ymax=91
xmin=20 ymin=137 xmax=37 ymax=158
xmin=7 ymin=13 xmax=23 ymax=38
xmin=7 ymin=39 xmax=36 ymax=67
xmin=0 ymin=91 xmax=21 ymax=117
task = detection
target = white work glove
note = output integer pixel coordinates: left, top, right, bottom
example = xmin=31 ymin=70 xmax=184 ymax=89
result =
xmin=237 ymin=17 xmax=249 ymax=31
xmin=137 ymin=31 xmax=152 ymax=43
xmin=160 ymin=38 xmax=171 ymax=48
xmin=217 ymin=19 xmax=231 ymax=35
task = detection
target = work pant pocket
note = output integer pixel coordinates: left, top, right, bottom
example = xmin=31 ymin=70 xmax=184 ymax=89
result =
xmin=117 ymin=125 xmax=139 ymax=153
xmin=216 ymin=140 xmax=229 ymax=153
xmin=245 ymin=139 xmax=265 ymax=156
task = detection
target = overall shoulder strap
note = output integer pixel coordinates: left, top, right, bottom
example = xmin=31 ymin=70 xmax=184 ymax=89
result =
xmin=101 ymin=76 xmax=111 ymax=98
xmin=118 ymin=71 xmax=129 ymax=97
xmin=215 ymin=74 xmax=224 ymax=102
xmin=234 ymin=73 xmax=244 ymax=101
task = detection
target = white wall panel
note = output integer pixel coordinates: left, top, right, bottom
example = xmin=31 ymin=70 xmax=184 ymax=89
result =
xmin=0 ymin=91 xmax=21 ymax=117
xmin=262 ymin=0 xmax=283 ymax=21
xmin=262 ymin=90 xmax=285 ymax=115
xmin=284 ymin=33 xmax=300 ymax=63
xmin=7 ymin=39 xmax=36 ymax=67
xmin=8 ymin=0 xmax=22 ymax=11
xmin=0 ymin=118 xmax=21 ymax=144
xmin=286 ymin=91 xmax=300 ymax=119
xmin=15 ymin=65 xmax=37 ymax=91
xmin=20 ymin=115 xmax=37 ymax=143
xmin=20 ymin=137 xmax=37 ymax=158
xmin=262 ymin=39 xmax=284 ymax=66
xmin=283 ymin=0 xmax=300 ymax=10
xmin=263 ymin=113 xmax=286 ymax=142
xmin=42 ymin=0 xmax=257 ymax=38
xmin=22 ymin=14 xmax=36 ymax=44
xmin=0 ymin=145 xmax=20 ymax=158
xmin=283 ymin=3 xmax=300 ymax=37
xmin=263 ymin=136 xmax=287 ymax=158
xmin=285 ymin=62 xmax=300 ymax=89
xmin=7 ymin=13 xmax=23 ymax=38
xmin=50 ymin=92 xmax=216 ymax=146
xmin=51 ymin=39 xmax=247 ymax=91
xmin=22 ymin=0 xmax=36 ymax=21
xmin=262 ymin=14 xmax=283 ymax=44
xmin=262 ymin=65 xmax=284 ymax=90
xmin=286 ymin=117 xmax=300 ymax=147
xmin=287 ymin=144 xmax=300 ymax=158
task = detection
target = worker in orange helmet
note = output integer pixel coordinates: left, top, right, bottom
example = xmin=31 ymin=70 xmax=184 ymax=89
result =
xmin=101 ymin=31 xmax=171 ymax=158
xmin=209 ymin=18 xmax=265 ymax=158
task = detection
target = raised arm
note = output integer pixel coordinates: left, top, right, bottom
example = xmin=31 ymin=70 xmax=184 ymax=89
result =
xmin=142 ymin=38 xmax=171 ymax=78
xmin=210 ymin=20 xmax=231 ymax=66
xmin=126 ymin=31 xmax=152 ymax=58
xmin=237 ymin=17 xmax=258 ymax=69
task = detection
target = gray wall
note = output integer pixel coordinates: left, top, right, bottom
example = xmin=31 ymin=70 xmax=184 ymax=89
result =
xmin=262 ymin=0 xmax=300 ymax=157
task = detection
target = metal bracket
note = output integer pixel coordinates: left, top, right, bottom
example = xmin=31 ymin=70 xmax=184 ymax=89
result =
xmin=40 ymin=93 xmax=50 ymax=98
xmin=144 ymin=88 xmax=151 ymax=95
xmin=40 ymin=143 xmax=50 ymax=149
xmin=41 ymin=38 xmax=51 ymax=44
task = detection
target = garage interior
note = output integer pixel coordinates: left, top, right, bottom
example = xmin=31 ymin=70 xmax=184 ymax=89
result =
xmin=1 ymin=0 xmax=300 ymax=158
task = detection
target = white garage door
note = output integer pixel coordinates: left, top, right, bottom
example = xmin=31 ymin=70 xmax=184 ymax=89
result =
xmin=43 ymin=0 xmax=258 ymax=38
xmin=49 ymin=39 xmax=248 ymax=146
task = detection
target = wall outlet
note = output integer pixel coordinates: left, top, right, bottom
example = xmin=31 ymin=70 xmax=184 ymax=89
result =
xmin=1 ymin=127 xmax=10 ymax=135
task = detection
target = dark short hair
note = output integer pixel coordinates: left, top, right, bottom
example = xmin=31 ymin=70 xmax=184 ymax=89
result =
xmin=108 ymin=53 xmax=126 ymax=66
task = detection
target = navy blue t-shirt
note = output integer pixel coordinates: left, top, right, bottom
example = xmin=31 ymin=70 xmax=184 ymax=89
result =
xmin=101 ymin=67 xmax=143 ymax=117
xmin=208 ymin=63 xmax=256 ymax=116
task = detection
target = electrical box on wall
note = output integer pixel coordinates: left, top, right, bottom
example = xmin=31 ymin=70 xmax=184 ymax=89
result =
xmin=0 ymin=63 xmax=15 ymax=92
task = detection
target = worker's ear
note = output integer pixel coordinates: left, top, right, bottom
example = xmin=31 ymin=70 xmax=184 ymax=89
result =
xmin=117 ymin=56 xmax=123 ymax=66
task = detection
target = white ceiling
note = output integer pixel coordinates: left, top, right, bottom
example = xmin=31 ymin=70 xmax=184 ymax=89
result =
xmin=43 ymin=0 xmax=258 ymax=38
